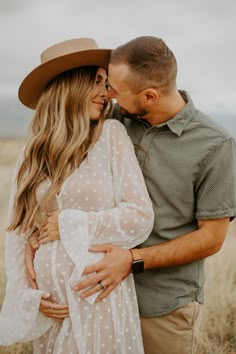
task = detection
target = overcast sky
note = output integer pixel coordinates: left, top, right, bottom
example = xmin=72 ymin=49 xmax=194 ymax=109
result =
xmin=0 ymin=0 xmax=235 ymax=124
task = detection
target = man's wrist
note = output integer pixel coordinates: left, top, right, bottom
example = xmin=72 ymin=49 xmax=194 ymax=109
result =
xmin=129 ymin=248 xmax=144 ymax=274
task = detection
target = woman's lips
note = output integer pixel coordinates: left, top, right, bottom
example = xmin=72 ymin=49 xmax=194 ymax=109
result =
xmin=94 ymin=102 xmax=104 ymax=110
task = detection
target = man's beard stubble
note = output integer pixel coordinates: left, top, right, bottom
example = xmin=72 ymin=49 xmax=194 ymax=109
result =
xmin=120 ymin=106 xmax=148 ymax=119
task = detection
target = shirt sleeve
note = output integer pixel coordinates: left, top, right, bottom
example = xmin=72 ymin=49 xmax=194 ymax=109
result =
xmin=58 ymin=120 xmax=154 ymax=293
xmin=0 ymin=150 xmax=52 ymax=345
xmin=195 ymin=137 xmax=236 ymax=220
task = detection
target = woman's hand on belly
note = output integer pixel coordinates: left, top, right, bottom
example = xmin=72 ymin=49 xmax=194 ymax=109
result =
xmin=39 ymin=293 xmax=69 ymax=321
xmin=39 ymin=209 xmax=61 ymax=245
xmin=25 ymin=230 xmax=40 ymax=289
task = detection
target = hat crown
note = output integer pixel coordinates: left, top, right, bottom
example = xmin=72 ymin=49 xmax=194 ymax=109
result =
xmin=40 ymin=38 xmax=99 ymax=64
xmin=19 ymin=37 xmax=111 ymax=109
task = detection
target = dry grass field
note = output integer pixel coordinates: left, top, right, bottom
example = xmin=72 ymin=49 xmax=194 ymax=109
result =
xmin=0 ymin=138 xmax=236 ymax=354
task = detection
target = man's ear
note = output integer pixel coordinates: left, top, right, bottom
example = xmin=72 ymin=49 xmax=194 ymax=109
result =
xmin=140 ymin=88 xmax=159 ymax=105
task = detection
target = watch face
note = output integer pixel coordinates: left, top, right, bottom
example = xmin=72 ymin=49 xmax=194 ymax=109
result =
xmin=132 ymin=259 xmax=144 ymax=273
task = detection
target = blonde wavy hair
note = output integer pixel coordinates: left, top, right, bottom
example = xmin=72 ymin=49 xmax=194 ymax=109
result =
xmin=8 ymin=66 xmax=112 ymax=234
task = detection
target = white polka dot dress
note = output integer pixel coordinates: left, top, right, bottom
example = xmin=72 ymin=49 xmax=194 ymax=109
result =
xmin=0 ymin=120 xmax=154 ymax=353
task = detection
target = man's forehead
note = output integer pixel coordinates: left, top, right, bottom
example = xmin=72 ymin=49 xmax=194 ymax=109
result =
xmin=108 ymin=62 xmax=129 ymax=75
xmin=108 ymin=63 xmax=130 ymax=87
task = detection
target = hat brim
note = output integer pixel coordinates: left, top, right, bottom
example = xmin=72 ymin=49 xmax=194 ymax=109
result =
xmin=18 ymin=48 xmax=111 ymax=109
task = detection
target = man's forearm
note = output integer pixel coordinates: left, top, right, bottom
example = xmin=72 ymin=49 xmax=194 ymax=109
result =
xmin=139 ymin=218 xmax=229 ymax=269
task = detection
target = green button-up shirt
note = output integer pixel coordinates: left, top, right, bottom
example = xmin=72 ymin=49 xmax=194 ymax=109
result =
xmin=112 ymin=91 xmax=236 ymax=317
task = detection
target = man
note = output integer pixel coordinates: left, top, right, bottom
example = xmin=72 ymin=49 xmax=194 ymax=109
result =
xmin=26 ymin=36 xmax=236 ymax=354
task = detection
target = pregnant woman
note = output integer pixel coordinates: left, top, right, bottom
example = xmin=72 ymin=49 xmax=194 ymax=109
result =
xmin=0 ymin=38 xmax=154 ymax=353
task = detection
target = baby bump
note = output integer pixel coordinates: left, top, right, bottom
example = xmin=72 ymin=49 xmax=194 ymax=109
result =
xmin=34 ymin=241 xmax=74 ymax=302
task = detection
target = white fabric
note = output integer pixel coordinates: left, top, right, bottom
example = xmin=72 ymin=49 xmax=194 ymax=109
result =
xmin=0 ymin=119 xmax=154 ymax=353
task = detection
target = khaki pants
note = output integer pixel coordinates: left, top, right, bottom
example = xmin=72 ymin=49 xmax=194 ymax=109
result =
xmin=140 ymin=301 xmax=202 ymax=354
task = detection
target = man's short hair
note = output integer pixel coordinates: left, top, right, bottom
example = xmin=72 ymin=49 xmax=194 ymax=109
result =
xmin=110 ymin=36 xmax=177 ymax=94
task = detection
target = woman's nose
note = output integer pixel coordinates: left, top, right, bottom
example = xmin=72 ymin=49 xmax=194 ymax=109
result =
xmin=100 ymin=85 xmax=108 ymax=97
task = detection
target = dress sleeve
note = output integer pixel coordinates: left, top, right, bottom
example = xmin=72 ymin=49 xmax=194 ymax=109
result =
xmin=58 ymin=120 xmax=154 ymax=293
xmin=0 ymin=150 xmax=52 ymax=345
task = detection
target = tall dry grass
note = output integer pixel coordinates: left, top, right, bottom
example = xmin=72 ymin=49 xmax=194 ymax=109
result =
xmin=196 ymin=223 xmax=236 ymax=354
xmin=0 ymin=138 xmax=236 ymax=354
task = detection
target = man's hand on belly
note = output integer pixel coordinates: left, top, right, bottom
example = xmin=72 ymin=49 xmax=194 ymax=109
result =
xmin=73 ymin=244 xmax=132 ymax=302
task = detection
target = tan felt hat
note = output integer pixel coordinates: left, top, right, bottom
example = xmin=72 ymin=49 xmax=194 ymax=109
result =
xmin=18 ymin=38 xmax=112 ymax=109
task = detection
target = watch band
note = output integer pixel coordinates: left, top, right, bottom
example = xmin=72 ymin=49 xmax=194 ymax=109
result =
xmin=129 ymin=248 xmax=144 ymax=274
xmin=130 ymin=248 xmax=143 ymax=262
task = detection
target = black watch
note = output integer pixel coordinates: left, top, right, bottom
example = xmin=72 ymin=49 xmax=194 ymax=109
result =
xmin=129 ymin=248 xmax=144 ymax=274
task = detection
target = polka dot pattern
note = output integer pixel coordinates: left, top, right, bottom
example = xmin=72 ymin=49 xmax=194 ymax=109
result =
xmin=0 ymin=120 xmax=154 ymax=353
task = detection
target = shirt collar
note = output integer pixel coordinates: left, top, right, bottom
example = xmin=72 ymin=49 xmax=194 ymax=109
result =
xmin=117 ymin=91 xmax=197 ymax=136
xmin=138 ymin=91 xmax=196 ymax=135
xmin=155 ymin=91 xmax=196 ymax=136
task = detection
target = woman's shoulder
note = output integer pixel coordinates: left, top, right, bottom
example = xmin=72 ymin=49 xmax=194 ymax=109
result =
xmin=103 ymin=119 xmax=128 ymax=135
xmin=101 ymin=119 xmax=134 ymax=151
